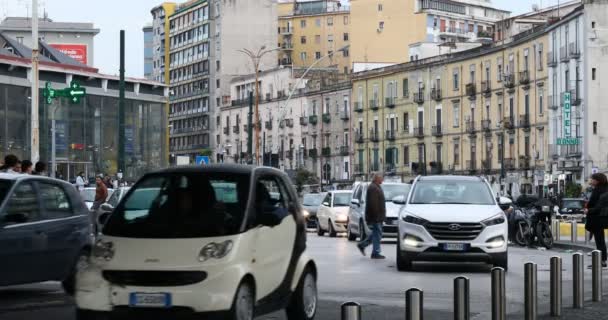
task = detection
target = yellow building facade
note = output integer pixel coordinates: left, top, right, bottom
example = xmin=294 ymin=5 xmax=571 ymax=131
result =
xmin=353 ymin=28 xmax=549 ymax=195
xmin=278 ymin=0 xmax=350 ymax=74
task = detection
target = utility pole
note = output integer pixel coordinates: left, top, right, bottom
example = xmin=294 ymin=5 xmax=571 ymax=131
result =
xmin=30 ymin=0 xmax=39 ymax=163
xmin=118 ymin=30 xmax=126 ymax=175
xmin=247 ymin=91 xmax=253 ymax=164
xmin=254 ymin=62 xmax=260 ymax=166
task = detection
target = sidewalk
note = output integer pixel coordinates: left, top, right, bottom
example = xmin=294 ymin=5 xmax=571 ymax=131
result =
xmin=538 ymin=296 xmax=608 ymax=320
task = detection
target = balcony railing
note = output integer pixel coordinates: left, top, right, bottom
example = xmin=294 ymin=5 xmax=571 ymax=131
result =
xmin=481 ymin=81 xmax=491 ymax=95
xmin=340 ymin=111 xmax=350 ymax=120
xmin=431 ymin=88 xmax=442 ymax=101
xmin=356 ymin=132 xmax=364 ymax=143
xmin=519 ymin=156 xmax=531 ymax=169
xmin=286 ymin=119 xmax=294 ymax=128
xmin=322 ymin=113 xmax=331 ymax=124
xmin=385 ymin=97 xmax=396 ymax=108
xmin=504 ymin=158 xmax=515 ymax=170
xmin=354 ymin=102 xmax=364 ymax=112
xmin=369 ymin=99 xmax=379 ymax=110
xmin=322 ymin=147 xmax=331 ymax=157
xmin=385 ymin=130 xmax=396 ymax=141
xmin=547 ymin=51 xmax=558 ymax=67
xmin=519 ymin=70 xmax=530 ymax=85
xmin=300 ymin=116 xmax=308 ymax=126
xmin=233 ymin=125 xmax=240 ymax=134
xmin=569 ymin=43 xmax=581 ymax=59
xmin=519 ymin=114 xmax=530 ymax=128
xmin=280 ymin=27 xmax=293 ymax=35
xmin=308 ymin=149 xmax=318 ymax=158
xmin=466 ymin=83 xmax=476 ymax=97
xmin=503 ymin=74 xmax=515 ymax=88
xmin=309 ymin=115 xmax=318 ymax=125
xmin=354 ymin=163 xmax=364 ymax=174
xmin=482 ymin=159 xmax=492 ymax=172
xmin=413 ymin=127 xmax=424 ymax=138
xmin=413 ymin=91 xmax=425 ymax=104
xmin=481 ymin=119 xmax=491 ymax=131
xmin=503 ymin=116 xmax=515 ymax=130
xmin=281 ymin=42 xmax=294 ymax=50
xmin=568 ymin=89 xmax=582 ymax=106
xmin=466 ymin=160 xmax=477 ymax=172
xmin=466 ymin=120 xmax=476 ymax=134
xmin=432 ymin=125 xmax=442 ymax=136
xmin=265 ymin=121 xmax=273 ymax=130
xmin=279 ymin=58 xmax=293 ymax=66
xmin=340 ymin=145 xmax=350 ymax=156
xmin=560 ymin=46 xmax=569 ymax=62
xmin=369 ymin=130 xmax=379 ymax=142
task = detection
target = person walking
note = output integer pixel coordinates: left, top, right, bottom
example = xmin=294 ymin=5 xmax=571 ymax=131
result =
xmin=32 ymin=161 xmax=47 ymax=176
xmin=21 ymin=160 xmax=33 ymax=174
xmin=92 ymin=176 xmax=108 ymax=211
xmin=585 ymin=173 xmax=608 ymax=268
xmin=0 ymin=154 xmax=19 ymax=173
xmin=357 ymin=173 xmax=386 ymax=259
xmin=75 ymin=172 xmax=87 ymax=192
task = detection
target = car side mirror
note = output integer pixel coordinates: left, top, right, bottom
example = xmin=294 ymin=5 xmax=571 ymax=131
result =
xmin=97 ymin=212 xmax=111 ymax=227
xmin=2 ymin=212 xmax=28 ymax=224
xmin=100 ymin=203 xmax=114 ymax=213
xmin=392 ymin=195 xmax=406 ymax=205
xmin=351 ymin=199 xmax=360 ymax=207
xmin=322 ymin=202 xmax=330 ymax=207
xmin=258 ymin=211 xmax=282 ymax=227
xmin=498 ymin=196 xmax=512 ymax=211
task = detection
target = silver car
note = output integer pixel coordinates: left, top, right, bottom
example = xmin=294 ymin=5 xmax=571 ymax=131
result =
xmin=346 ymin=182 xmax=411 ymax=241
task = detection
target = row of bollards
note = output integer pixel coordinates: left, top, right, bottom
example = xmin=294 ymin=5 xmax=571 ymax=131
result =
xmin=341 ymin=251 xmax=604 ymax=320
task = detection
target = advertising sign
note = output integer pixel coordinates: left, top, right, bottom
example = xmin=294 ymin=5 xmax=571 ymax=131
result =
xmin=49 ymin=44 xmax=88 ymax=65
xmin=54 ymin=120 xmax=67 ymax=152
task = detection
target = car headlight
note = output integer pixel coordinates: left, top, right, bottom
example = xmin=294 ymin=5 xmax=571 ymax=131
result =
xmin=482 ymin=214 xmax=506 ymax=226
xmin=92 ymin=239 xmax=114 ymax=261
xmin=302 ymin=209 xmax=310 ymax=218
xmin=403 ymin=234 xmax=424 ymax=247
xmin=336 ymin=213 xmax=348 ymax=222
xmin=198 ymin=240 xmax=233 ymax=262
xmin=403 ymin=214 xmax=428 ymax=225
xmin=486 ymin=236 xmax=506 ymax=248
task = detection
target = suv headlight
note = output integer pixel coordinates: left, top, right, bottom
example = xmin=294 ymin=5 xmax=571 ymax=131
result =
xmin=482 ymin=214 xmax=506 ymax=226
xmin=198 ymin=240 xmax=233 ymax=262
xmin=402 ymin=215 xmax=428 ymax=226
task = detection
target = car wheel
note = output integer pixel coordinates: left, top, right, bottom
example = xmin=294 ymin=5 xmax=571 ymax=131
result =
xmin=62 ymin=250 xmax=90 ymax=296
xmin=493 ymin=252 xmax=509 ymax=271
xmin=396 ymin=241 xmax=412 ymax=271
xmin=347 ymin=222 xmax=357 ymax=241
xmin=537 ymin=222 xmax=554 ymax=249
xmin=229 ymin=281 xmax=255 ymax=320
xmin=286 ymin=267 xmax=317 ymax=320
xmin=75 ymin=309 xmax=108 ymax=320
xmin=316 ymin=221 xmax=325 ymax=236
xmin=328 ymin=220 xmax=337 ymax=238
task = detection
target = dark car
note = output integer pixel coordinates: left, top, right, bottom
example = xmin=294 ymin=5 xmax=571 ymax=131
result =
xmin=0 ymin=173 xmax=92 ymax=294
xmin=301 ymin=192 xmax=326 ymax=228
xmin=558 ymin=198 xmax=586 ymax=222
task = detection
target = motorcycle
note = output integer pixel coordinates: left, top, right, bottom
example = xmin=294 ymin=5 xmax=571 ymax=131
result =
xmin=514 ymin=200 xmax=554 ymax=249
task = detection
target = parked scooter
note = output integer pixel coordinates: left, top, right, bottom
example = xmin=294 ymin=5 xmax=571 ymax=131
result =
xmin=514 ymin=199 xmax=554 ymax=249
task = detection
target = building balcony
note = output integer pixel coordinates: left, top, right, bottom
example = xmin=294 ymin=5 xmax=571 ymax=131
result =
xmin=223 ymin=127 xmax=229 ymax=135
xmin=286 ymin=119 xmax=294 ymax=128
xmin=547 ymin=51 xmax=558 ymax=68
xmin=481 ymin=81 xmax=491 ymax=95
xmin=465 ymin=83 xmax=476 ymax=97
xmin=309 ymin=115 xmax=318 ymax=125
xmin=481 ymin=119 xmax=491 ymax=132
xmin=466 ymin=160 xmax=477 ymax=172
xmin=568 ymin=89 xmax=582 ymax=106
xmin=560 ymin=46 xmax=569 ymax=62
xmin=403 ymin=125 xmax=410 ymax=133
xmin=369 ymin=99 xmax=379 ymax=110
xmin=431 ymin=88 xmax=442 ymax=101
xmin=243 ymin=124 xmax=249 ymax=132
xmin=300 ymin=116 xmax=308 ymax=126
xmin=308 ymin=149 xmax=318 ymax=158
xmin=355 ymin=132 xmax=364 ymax=144
xmin=340 ymin=111 xmax=350 ymax=120
xmin=322 ymin=113 xmax=331 ymax=124
xmin=569 ymin=43 xmax=581 ymax=59
xmin=354 ymin=163 xmax=364 ymax=174
xmin=354 ymin=102 xmax=364 ymax=113
xmin=233 ymin=125 xmax=240 ymax=134
xmin=504 ymin=158 xmax=516 ymax=170
xmin=265 ymin=121 xmax=273 ymax=130
xmin=385 ymin=130 xmax=396 ymax=141
xmin=503 ymin=74 xmax=515 ymax=89
xmin=519 ymin=70 xmax=530 ymax=85
xmin=482 ymin=159 xmax=492 ymax=173
xmin=385 ymin=97 xmax=396 ymax=108
xmin=340 ymin=145 xmax=350 ymax=156
xmin=279 ymin=58 xmax=292 ymax=66
xmin=413 ymin=127 xmax=424 ymax=138
xmin=169 ymin=88 xmax=210 ymax=101
xmin=413 ymin=91 xmax=425 ymax=104
xmin=431 ymin=125 xmax=442 ymax=136
xmin=369 ymin=130 xmax=379 ymax=142
xmin=503 ymin=116 xmax=515 ymax=130
xmin=549 ymin=144 xmax=559 ymax=159
xmin=519 ymin=156 xmax=531 ymax=169
xmin=280 ymin=27 xmax=293 ymax=35
xmin=466 ymin=120 xmax=476 ymax=134
xmin=322 ymin=147 xmax=331 ymax=157
xmin=281 ymin=42 xmax=294 ymax=50
xmin=519 ymin=114 xmax=530 ymax=129
xmin=430 ymin=161 xmax=443 ymax=174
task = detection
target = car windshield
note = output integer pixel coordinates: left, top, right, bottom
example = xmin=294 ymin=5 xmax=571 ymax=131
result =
xmin=80 ymin=189 xmax=96 ymax=202
xmin=0 ymin=180 xmax=14 ymax=205
xmin=103 ymin=172 xmax=250 ymax=238
xmin=107 ymin=188 xmax=130 ymax=207
xmin=563 ymin=200 xmax=584 ymax=209
xmin=382 ymin=184 xmax=411 ymax=201
xmin=410 ymin=180 xmax=495 ymax=205
xmin=333 ymin=193 xmax=352 ymax=207
xmin=302 ymin=194 xmax=324 ymax=206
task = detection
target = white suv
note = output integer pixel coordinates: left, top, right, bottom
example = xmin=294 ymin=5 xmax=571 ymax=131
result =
xmin=75 ymin=165 xmax=317 ymax=320
xmin=396 ymin=176 xmax=508 ymax=271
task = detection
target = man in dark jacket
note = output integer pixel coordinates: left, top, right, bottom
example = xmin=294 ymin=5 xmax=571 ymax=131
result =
xmin=357 ymin=173 xmax=386 ymax=259
xmin=585 ymin=173 xmax=608 ymax=267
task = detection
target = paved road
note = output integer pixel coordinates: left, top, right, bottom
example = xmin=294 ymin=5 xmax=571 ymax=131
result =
xmin=1 ymin=233 xmax=606 ymax=320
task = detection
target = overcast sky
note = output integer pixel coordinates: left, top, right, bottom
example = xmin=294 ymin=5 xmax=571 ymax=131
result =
xmin=1 ymin=0 xmax=565 ymax=79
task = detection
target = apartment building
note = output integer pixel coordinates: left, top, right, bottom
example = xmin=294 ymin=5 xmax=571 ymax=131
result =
xmin=278 ymin=0 xmax=350 ymax=74
xmin=163 ymin=0 xmax=277 ymax=163
xmin=546 ymin=1 xmax=608 ymax=191
xmin=350 ymin=0 xmax=510 ymax=70
xmin=150 ymin=3 xmax=177 ymax=84
xmin=353 ymin=27 xmax=549 ymax=197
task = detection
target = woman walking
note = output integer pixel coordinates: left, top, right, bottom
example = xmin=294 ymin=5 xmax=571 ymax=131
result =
xmin=585 ymin=173 xmax=608 ymax=268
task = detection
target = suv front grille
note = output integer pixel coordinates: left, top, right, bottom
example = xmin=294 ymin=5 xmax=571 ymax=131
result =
xmin=103 ymin=270 xmax=207 ymax=287
xmin=424 ymin=222 xmax=484 ymax=241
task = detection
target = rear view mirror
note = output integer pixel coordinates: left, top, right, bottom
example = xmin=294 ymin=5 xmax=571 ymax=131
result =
xmin=498 ymin=197 xmax=512 ymax=211
xmin=100 ymin=203 xmax=114 ymax=213
xmin=351 ymin=199 xmax=360 ymax=207
xmin=392 ymin=195 xmax=406 ymax=205
xmin=322 ymin=202 xmax=330 ymax=207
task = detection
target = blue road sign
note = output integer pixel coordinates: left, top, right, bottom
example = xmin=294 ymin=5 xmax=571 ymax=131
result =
xmin=195 ymin=156 xmax=210 ymax=165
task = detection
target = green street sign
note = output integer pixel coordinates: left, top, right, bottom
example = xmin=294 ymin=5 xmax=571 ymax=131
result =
xmin=42 ymin=81 xmax=86 ymax=104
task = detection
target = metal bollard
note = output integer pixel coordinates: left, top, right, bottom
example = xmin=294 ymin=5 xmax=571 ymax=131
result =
xmin=571 ymin=221 xmax=578 ymax=243
xmin=454 ymin=276 xmax=470 ymax=320
xmin=341 ymin=301 xmax=362 ymax=320
xmin=524 ymin=262 xmax=538 ymax=320
xmin=405 ymin=288 xmax=423 ymax=320
xmin=491 ymin=267 xmax=506 ymax=320
xmin=592 ymin=250 xmax=603 ymax=302
xmin=552 ymin=220 xmax=560 ymax=241
xmin=550 ymin=256 xmax=562 ymax=317
xmin=573 ymin=253 xmax=584 ymax=309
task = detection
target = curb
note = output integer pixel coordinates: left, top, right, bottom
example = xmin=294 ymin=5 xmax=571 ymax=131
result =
xmin=553 ymin=241 xmax=595 ymax=252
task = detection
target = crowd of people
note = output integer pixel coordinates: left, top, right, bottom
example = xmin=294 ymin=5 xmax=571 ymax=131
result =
xmin=0 ymin=154 xmax=47 ymax=176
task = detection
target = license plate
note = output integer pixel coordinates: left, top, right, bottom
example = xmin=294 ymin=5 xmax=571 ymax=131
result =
xmin=129 ymin=293 xmax=172 ymax=308
xmin=443 ymin=243 xmax=467 ymax=251
xmin=391 ymin=220 xmax=399 ymax=225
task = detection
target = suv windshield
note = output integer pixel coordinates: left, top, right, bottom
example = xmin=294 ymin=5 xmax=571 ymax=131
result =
xmin=103 ymin=172 xmax=250 ymax=238
xmin=0 ymin=180 xmax=14 ymax=205
xmin=562 ymin=199 xmax=584 ymax=210
xmin=382 ymin=184 xmax=411 ymax=201
xmin=302 ymin=193 xmax=323 ymax=206
xmin=333 ymin=193 xmax=352 ymax=207
xmin=410 ymin=180 xmax=495 ymax=205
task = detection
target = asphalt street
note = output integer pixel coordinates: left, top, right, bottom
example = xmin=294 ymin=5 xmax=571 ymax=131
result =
xmin=0 ymin=232 xmax=606 ymax=320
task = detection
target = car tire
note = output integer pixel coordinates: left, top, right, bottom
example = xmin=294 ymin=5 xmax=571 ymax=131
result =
xmin=328 ymin=220 xmax=337 ymax=238
xmin=62 ymin=250 xmax=90 ymax=296
xmin=316 ymin=222 xmax=325 ymax=236
xmin=347 ymin=222 xmax=357 ymax=241
xmin=75 ymin=309 xmax=108 ymax=320
xmin=493 ymin=252 xmax=509 ymax=271
xmin=396 ymin=242 xmax=412 ymax=271
xmin=286 ymin=267 xmax=317 ymax=320
xmin=228 ymin=281 xmax=255 ymax=320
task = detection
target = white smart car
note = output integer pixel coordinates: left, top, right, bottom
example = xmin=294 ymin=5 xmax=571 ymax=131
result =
xmin=315 ymin=190 xmax=352 ymax=237
xmin=396 ymin=175 xmax=509 ymax=271
xmin=75 ymin=165 xmax=318 ymax=320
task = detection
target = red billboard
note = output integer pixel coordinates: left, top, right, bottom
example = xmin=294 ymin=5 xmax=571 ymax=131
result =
xmin=49 ymin=44 xmax=88 ymax=65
